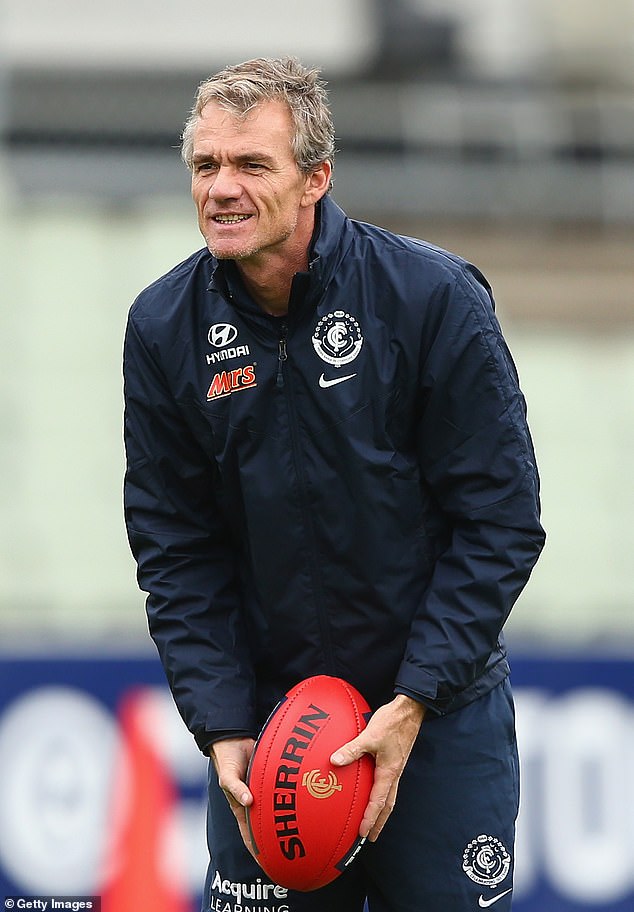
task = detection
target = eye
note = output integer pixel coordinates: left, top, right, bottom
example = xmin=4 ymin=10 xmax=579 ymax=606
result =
xmin=196 ymin=161 xmax=218 ymax=174
xmin=244 ymin=161 xmax=266 ymax=172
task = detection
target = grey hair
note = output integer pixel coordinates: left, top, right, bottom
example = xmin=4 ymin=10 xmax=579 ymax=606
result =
xmin=181 ymin=56 xmax=336 ymax=186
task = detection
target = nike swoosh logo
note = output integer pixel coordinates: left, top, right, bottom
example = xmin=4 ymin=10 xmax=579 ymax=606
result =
xmin=478 ymin=888 xmax=512 ymax=908
xmin=318 ymin=372 xmax=357 ymax=388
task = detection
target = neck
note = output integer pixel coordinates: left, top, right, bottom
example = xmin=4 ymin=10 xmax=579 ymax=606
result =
xmin=237 ymin=255 xmax=306 ymax=316
xmin=234 ymin=206 xmax=316 ymax=316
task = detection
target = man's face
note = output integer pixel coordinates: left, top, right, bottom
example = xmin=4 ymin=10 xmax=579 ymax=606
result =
xmin=190 ymin=99 xmax=326 ymax=265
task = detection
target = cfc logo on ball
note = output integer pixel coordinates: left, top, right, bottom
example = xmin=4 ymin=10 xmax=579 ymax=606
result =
xmin=312 ymin=311 xmax=363 ymax=367
xmin=462 ymin=834 xmax=511 ymax=887
xmin=302 ymin=769 xmax=343 ymax=799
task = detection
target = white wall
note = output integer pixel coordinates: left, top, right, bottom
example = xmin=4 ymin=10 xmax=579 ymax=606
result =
xmin=0 ymin=0 xmax=377 ymax=73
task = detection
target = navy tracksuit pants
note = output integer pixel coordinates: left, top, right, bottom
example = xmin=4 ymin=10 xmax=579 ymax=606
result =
xmin=203 ymin=678 xmax=519 ymax=912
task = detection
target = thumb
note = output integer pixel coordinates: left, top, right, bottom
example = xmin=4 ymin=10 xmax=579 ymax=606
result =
xmin=220 ymin=775 xmax=253 ymax=809
xmin=331 ymin=735 xmax=368 ymax=767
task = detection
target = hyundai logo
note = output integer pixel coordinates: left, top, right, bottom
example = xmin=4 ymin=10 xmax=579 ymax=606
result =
xmin=208 ymin=323 xmax=239 ymax=348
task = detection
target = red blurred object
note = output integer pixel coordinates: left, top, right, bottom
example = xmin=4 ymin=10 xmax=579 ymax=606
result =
xmin=101 ymin=690 xmax=191 ymax=912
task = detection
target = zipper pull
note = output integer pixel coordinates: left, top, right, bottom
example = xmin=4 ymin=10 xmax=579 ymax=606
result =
xmin=277 ymin=336 xmax=287 ymax=388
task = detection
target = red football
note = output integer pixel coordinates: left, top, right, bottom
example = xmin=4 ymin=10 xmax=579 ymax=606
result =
xmin=246 ymin=675 xmax=374 ymax=891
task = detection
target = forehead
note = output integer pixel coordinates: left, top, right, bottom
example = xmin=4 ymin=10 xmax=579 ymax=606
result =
xmin=193 ymin=98 xmax=295 ymax=158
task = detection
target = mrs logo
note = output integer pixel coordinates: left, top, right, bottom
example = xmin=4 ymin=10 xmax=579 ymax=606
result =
xmin=302 ymin=769 xmax=343 ymax=800
xmin=207 ymin=365 xmax=257 ymax=400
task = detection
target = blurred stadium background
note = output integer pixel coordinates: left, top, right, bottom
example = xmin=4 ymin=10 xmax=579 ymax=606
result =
xmin=0 ymin=2 xmax=633 ymax=910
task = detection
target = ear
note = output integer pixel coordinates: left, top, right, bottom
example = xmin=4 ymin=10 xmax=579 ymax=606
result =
xmin=300 ymin=161 xmax=332 ymax=207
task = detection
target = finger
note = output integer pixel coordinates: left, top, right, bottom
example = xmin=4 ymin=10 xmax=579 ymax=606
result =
xmin=330 ymin=733 xmax=371 ymax=767
xmin=220 ymin=778 xmax=253 ymax=809
xmin=214 ymin=755 xmax=253 ymax=808
xmin=210 ymin=737 xmax=255 ymax=808
xmin=367 ymin=778 xmax=399 ymax=842
xmin=230 ymin=801 xmax=259 ymax=860
xmin=358 ymin=764 xmax=399 ymax=839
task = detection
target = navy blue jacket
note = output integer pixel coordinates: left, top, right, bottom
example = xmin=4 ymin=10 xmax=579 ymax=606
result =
xmin=123 ymin=197 xmax=545 ymax=752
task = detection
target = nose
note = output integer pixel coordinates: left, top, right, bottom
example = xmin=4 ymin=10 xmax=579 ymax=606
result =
xmin=208 ymin=165 xmax=242 ymax=201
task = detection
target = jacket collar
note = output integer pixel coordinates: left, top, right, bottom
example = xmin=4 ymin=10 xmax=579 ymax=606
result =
xmin=207 ymin=195 xmax=352 ymax=316
xmin=306 ymin=195 xmax=351 ymax=288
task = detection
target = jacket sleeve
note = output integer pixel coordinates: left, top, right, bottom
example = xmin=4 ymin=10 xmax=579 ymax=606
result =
xmin=123 ymin=311 xmax=257 ymax=750
xmin=395 ymin=265 xmax=546 ymax=713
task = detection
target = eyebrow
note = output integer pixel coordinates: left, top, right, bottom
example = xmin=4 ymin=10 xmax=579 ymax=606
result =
xmin=192 ymin=151 xmax=276 ymax=166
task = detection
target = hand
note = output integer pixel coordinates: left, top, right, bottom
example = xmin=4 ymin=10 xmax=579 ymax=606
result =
xmin=331 ymin=695 xmax=425 ymax=842
xmin=210 ymin=736 xmax=257 ymax=857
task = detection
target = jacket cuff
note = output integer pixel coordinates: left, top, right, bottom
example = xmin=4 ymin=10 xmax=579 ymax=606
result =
xmin=194 ymin=728 xmax=257 ymax=755
xmin=193 ymin=703 xmax=258 ymax=754
xmin=394 ymin=659 xmax=453 ymax=715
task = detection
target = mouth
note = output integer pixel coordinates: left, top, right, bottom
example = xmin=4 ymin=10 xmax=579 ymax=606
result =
xmin=212 ymin=214 xmax=253 ymax=225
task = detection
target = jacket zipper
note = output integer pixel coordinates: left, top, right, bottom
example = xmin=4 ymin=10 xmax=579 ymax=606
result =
xmin=276 ymin=322 xmax=337 ymax=675
xmin=276 ymin=334 xmax=287 ymax=389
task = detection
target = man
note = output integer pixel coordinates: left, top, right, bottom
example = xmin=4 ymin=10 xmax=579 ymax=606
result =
xmin=123 ymin=57 xmax=545 ymax=911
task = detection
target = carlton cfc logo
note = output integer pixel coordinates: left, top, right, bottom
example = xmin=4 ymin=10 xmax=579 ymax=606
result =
xmin=312 ymin=311 xmax=363 ymax=367
xmin=462 ymin=835 xmax=511 ymax=887
xmin=302 ymin=769 xmax=343 ymax=800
